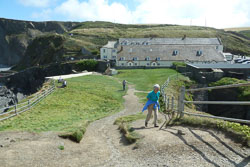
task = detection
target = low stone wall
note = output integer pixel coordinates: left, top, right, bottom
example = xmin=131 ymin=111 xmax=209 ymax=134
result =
xmin=115 ymin=66 xmax=170 ymax=70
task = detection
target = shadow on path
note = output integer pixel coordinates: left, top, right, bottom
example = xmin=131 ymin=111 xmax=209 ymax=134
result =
xmin=162 ymin=129 xmax=220 ymax=167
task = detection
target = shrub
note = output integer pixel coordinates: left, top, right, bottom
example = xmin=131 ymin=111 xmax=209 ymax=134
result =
xmin=172 ymin=62 xmax=186 ymax=68
xmin=75 ymin=60 xmax=98 ymax=71
xmin=58 ymin=145 xmax=64 ymax=150
xmin=209 ymin=77 xmax=250 ymax=101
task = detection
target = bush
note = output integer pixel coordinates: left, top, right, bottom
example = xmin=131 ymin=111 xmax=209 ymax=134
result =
xmin=75 ymin=60 xmax=98 ymax=71
xmin=209 ymin=77 xmax=250 ymax=101
xmin=172 ymin=62 xmax=186 ymax=68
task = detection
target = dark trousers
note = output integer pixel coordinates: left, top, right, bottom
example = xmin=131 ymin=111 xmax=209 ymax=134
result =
xmin=123 ymin=84 xmax=126 ymax=91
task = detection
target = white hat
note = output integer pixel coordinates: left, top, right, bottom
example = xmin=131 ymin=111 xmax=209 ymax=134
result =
xmin=154 ymin=84 xmax=160 ymax=89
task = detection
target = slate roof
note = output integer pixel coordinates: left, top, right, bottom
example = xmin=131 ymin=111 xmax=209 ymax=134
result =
xmin=117 ymin=45 xmax=226 ymax=62
xmin=103 ymin=41 xmax=117 ymax=48
xmin=119 ymin=38 xmax=222 ymax=45
xmin=187 ymin=63 xmax=250 ymax=69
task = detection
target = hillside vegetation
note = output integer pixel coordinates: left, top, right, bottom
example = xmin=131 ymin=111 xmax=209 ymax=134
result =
xmin=65 ymin=22 xmax=250 ymax=56
xmin=0 ymin=75 xmax=125 ymax=142
xmin=1 ymin=18 xmax=250 ymax=69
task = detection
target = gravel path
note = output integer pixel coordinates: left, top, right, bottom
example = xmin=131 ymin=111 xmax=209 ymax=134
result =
xmin=0 ymin=85 xmax=249 ymax=167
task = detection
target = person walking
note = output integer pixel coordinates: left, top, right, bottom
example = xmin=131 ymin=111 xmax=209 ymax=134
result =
xmin=142 ymin=84 xmax=160 ymax=127
xmin=122 ymin=80 xmax=127 ymax=91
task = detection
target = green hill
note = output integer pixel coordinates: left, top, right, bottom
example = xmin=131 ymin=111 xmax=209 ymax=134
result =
xmin=225 ymin=27 xmax=250 ymax=39
xmin=1 ymin=18 xmax=250 ymax=70
xmin=65 ymin=22 xmax=250 ymax=57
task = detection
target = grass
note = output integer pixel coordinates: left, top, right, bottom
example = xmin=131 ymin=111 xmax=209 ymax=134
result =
xmin=172 ymin=116 xmax=250 ymax=147
xmin=114 ymin=113 xmax=146 ymax=143
xmin=0 ymin=75 xmax=126 ymax=142
xmin=58 ymin=145 xmax=64 ymax=150
xmin=114 ymin=68 xmax=178 ymax=91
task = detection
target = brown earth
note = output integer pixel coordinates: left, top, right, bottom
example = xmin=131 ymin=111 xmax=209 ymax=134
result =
xmin=0 ymin=85 xmax=249 ymax=167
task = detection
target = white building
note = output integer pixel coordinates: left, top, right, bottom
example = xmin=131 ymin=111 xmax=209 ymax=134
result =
xmin=100 ymin=41 xmax=118 ymax=60
xmin=100 ymin=37 xmax=227 ymax=67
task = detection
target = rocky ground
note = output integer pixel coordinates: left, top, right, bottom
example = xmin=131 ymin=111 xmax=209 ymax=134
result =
xmin=0 ymin=85 xmax=249 ymax=167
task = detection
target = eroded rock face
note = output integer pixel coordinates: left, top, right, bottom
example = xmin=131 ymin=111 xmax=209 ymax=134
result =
xmin=0 ymin=18 xmax=79 ymax=66
xmin=0 ymin=86 xmax=17 ymax=112
xmin=208 ymin=88 xmax=250 ymax=120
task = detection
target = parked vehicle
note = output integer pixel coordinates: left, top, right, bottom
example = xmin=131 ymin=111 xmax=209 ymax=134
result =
xmin=242 ymin=61 xmax=250 ymax=64
xmin=237 ymin=59 xmax=250 ymax=63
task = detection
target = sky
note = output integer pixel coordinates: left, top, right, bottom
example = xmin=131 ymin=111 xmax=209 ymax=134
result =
xmin=0 ymin=0 xmax=250 ymax=29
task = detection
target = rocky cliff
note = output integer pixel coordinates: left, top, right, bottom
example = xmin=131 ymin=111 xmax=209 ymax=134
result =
xmin=0 ymin=18 xmax=79 ymax=66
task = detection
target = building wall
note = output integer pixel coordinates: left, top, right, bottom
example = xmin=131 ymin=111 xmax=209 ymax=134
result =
xmin=116 ymin=60 xmax=175 ymax=67
xmin=100 ymin=48 xmax=117 ymax=60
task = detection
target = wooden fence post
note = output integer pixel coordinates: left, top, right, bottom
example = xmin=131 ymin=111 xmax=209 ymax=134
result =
xmin=171 ymin=96 xmax=174 ymax=110
xmin=167 ymin=98 xmax=170 ymax=110
xmin=15 ymin=105 xmax=17 ymax=115
xmin=178 ymin=86 xmax=185 ymax=118
xmin=164 ymin=94 xmax=167 ymax=110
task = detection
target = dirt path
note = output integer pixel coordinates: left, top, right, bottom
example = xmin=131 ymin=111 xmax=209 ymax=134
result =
xmin=0 ymin=85 xmax=249 ymax=167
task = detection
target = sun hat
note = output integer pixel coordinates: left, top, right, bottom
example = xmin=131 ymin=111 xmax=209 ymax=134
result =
xmin=153 ymin=84 xmax=160 ymax=89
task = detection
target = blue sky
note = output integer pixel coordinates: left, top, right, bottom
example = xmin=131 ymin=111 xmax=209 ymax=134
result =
xmin=0 ymin=0 xmax=250 ymax=28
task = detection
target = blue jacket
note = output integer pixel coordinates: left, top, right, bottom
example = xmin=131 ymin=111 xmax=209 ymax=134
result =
xmin=142 ymin=99 xmax=160 ymax=112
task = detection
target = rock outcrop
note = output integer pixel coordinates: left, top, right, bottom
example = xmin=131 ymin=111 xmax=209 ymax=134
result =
xmin=0 ymin=18 xmax=79 ymax=66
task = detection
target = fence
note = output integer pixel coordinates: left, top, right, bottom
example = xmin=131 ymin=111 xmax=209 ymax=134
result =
xmin=161 ymin=75 xmax=250 ymax=124
xmin=0 ymin=80 xmax=55 ymax=121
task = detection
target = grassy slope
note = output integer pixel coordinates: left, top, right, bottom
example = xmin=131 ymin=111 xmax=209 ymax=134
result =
xmin=14 ymin=22 xmax=250 ymax=69
xmin=0 ymin=75 xmax=125 ymax=133
xmin=114 ymin=69 xmax=249 ymax=146
xmin=224 ymin=27 xmax=250 ymax=40
xmin=114 ymin=68 xmax=178 ymax=91
xmin=64 ymin=22 xmax=250 ymax=56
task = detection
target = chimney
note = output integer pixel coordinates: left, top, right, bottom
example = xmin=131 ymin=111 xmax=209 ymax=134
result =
xmin=182 ymin=35 xmax=186 ymax=40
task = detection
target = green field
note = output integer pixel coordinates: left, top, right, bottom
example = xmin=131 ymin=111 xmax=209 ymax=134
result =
xmin=114 ymin=68 xmax=178 ymax=91
xmin=0 ymin=75 xmax=126 ymax=133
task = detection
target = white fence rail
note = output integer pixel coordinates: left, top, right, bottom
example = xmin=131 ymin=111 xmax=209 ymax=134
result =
xmin=0 ymin=81 xmax=55 ymax=121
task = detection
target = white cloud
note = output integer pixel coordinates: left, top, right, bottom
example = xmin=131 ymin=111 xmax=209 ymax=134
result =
xmin=133 ymin=0 xmax=250 ymax=28
xmin=30 ymin=0 xmax=250 ymax=28
xmin=18 ymin=0 xmax=55 ymax=8
xmin=54 ymin=0 xmax=133 ymax=23
xmin=32 ymin=9 xmax=52 ymax=20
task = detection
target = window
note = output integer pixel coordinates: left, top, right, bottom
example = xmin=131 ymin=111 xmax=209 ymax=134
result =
xmin=156 ymin=57 xmax=161 ymax=61
xmin=112 ymin=49 xmax=116 ymax=53
xmin=197 ymin=50 xmax=203 ymax=56
xmin=147 ymin=63 xmax=150 ymax=66
xmin=120 ymin=57 xmax=125 ymax=61
xmin=121 ymin=63 xmax=124 ymax=66
xmin=173 ymin=50 xmax=178 ymax=56
xmin=112 ymin=56 xmax=116 ymax=59
xmin=152 ymin=62 xmax=157 ymax=66
xmin=103 ymin=49 xmax=105 ymax=53
xmin=134 ymin=63 xmax=137 ymax=66
xmin=129 ymin=48 xmax=133 ymax=53
xmin=216 ymin=46 xmax=219 ymax=50
xmin=133 ymin=57 xmax=138 ymax=61
xmin=157 ymin=63 xmax=160 ymax=65
xmin=103 ymin=56 xmax=107 ymax=59
xmin=145 ymin=57 xmax=150 ymax=61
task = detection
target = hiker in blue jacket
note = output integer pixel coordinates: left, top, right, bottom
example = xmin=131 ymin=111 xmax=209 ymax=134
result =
xmin=142 ymin=84 xmax=160 ymax=127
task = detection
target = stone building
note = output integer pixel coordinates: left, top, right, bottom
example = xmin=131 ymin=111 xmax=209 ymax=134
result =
xmin=100 ymin=37 xmax=227 ymax=67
